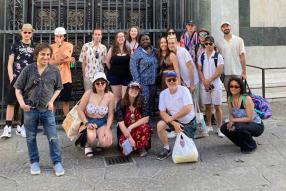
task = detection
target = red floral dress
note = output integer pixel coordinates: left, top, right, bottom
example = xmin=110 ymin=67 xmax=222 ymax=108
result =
xmin=118 ymin=107 xmax=151 ymax=151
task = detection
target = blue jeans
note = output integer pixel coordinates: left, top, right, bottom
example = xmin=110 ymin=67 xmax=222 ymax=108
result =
xmin=24 ymin=108 xmax=62 ymax=165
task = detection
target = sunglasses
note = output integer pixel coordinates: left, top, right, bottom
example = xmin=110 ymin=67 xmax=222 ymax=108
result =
xmin=166 ymin=78 xmax=177 ymax=83
xmin=230 ymin=85 xmax=240 ymax=89
xmin=168 ymin=32 xmax=175 ymax=35
xmin=205 ymin=42 xmax=213 ymax=46
xmin=95 ymin=81 xmax=106 ymax=86
xmin=199 ymin=33 xmax=208 ymax=37
xmin=23 ymin=31 xmax=32 ymax=34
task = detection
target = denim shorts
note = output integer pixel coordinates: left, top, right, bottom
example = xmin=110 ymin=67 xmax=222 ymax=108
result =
xmin=169 ymin=117 xmax=197 ymax=139
xmin=87 ymin=117 xmax=107 ymax=128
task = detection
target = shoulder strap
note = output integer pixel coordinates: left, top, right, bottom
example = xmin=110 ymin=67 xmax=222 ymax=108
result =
xmin=213 ymin=52 xmax=219 ymax=67
xmin=241 ymin=95 xmax=247 ymax=108
xmin=200 ymin=53 xmax=205 ymax=72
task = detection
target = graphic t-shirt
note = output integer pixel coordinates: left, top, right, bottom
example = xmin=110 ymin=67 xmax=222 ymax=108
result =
xmin=9 ymin=41 xmax=35 ymax=79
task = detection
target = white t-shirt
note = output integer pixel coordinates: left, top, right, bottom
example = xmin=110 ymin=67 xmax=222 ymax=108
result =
xmin=216 ymin=34 xmax=246 ymax=75
xmin=159 ymin=85 xmax=195 ymax=124
xmin=198 ymin=51 xmax=224 ymax=90
xmin=176 ymin=47 xmax=199 ymax=87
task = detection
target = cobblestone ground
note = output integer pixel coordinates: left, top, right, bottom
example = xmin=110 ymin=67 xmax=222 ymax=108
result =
xmin=0 ymin=102 xmax=286 ymax=191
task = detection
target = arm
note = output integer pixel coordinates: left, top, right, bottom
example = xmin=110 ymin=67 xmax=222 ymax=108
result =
xmin=106 ymin=93 xmax=115 ymax=129
xmin=169 ymin=104 xmax=192 ymax=123
xmin=79 ymin=45 xmax=86 ymax=78
xmin=170 ymin=53 xmax=181 ymax=85
xmin=129 ymin=52 xmax=140 ymax=82
xmin=15 ymin=89 xmax=31 ymax=112
xmin=186 ymin=60 xmax=195 ymax=92
xmin=128 ymin=116 xmax=149 ymax=131
xmin=198 ymin=61 xmax=207 ymax=89
xmin=77 ymin=90 xmax=92 ymax=124
xmin=46 ymin=90 xmax=61 ymax=111
xmin=7 ymin=54 xmax=15 ymax=82
xmin=209 ymin=64 xmax=223 ymax=83
xmin=105 ymin=48 xmax=112 ymax=70
xmin=240 ymin=53 xmax=246 ymax=80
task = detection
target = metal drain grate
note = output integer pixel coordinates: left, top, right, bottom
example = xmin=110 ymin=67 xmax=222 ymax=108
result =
xmin=104 ymin=155 xmax=134 ymax=166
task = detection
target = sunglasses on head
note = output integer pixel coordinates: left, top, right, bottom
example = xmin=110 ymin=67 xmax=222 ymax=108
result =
xmin=230 ymin=85 xmax=240 ymax=89
xmin=205 ymin=42 xmax=213 ymax=46
xmin=23 ymin=31 xmax=32 ymax=34
xmin=95 ymin=81 xmax=106 ymax=86
xmin=166 ymin=78 xmax=177 ymax=83
xmin=199 ymin=33 xmax=208 ymax=37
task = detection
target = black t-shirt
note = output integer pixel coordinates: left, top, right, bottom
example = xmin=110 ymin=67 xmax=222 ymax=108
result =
xmin=9 ymin=40 xmax=35 ymax=79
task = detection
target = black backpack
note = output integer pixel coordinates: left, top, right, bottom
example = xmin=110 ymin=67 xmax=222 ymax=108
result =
xmin=200 ymin=52 xmax=219 ymax=72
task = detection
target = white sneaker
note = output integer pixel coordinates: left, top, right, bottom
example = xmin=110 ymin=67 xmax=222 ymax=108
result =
xmin=0 ymin=125 xmax=12 ymax=138
xmin=16 ymin=125 xmax=26 ymax=138
xmin=207 ymin=126 xmax=213 ymax=133
xmin=166 ymin=130 xmax=177 ymax=139
xmin=217 ymin=129 xmax=225 ymax=138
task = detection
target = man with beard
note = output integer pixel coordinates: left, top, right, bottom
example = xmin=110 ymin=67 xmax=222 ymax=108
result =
xmin=216 ymin=21 xmax=246 ymax=89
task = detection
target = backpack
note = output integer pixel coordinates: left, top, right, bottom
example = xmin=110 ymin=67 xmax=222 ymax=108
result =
xmin=229 ymin=94 xmax=272 ymax=120
xmin=244 ymin=80 xmax=272 ymax=119
xmin=200 ymin=52 xmax=219 ymax=72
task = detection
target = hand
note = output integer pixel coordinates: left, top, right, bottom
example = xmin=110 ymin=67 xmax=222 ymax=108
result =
xmin=20 ymin=103 xmax=31 ymax=112
xmin=205 ymin=79 xmax=211 ymax=87
xmin=46 ymin=101 xmax=54 ymax=111
xmin=226 ymin=120 xmax=234 ymax=130
xmin=165 ymin=116 xmax=174 ymax=124
xmin=123 ymin=128 xmax=130 ymax=138
xmin=128 ymin=136 xmax=136 ymax=148
xmin=9 ymin=77 xmax=14 ymax=83
xmin=86 ymin=123 xmax=97 ymax=130
xmin=172 ymin=121 xmax=183 ymax=133
xmin=104 ymin=128 xmax=112 ymax=144
xmin=189 ymin=85 xmax=195 ymax=93
xmin=241 ymin=72 xmax=246 ymax=80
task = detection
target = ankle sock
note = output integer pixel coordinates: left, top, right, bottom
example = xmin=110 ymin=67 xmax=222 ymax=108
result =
xmin=163 ymin=145 xmax=170 ymax=150
xmin=6 ymin=120 xmax=12 ymax=126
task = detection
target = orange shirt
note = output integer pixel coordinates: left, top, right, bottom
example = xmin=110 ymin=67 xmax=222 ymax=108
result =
xmin=50 ymin=41 xmax=73 ymax=84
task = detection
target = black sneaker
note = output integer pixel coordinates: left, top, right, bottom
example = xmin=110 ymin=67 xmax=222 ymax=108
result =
xmin=157 ymin=148 xmax=172 ymax=160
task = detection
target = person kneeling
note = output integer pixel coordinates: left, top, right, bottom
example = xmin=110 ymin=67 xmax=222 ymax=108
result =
xmin=76 ymin=72 xmax=115 ymax=157
xmin=157 ymin=71 xmax=197 ymax=160
xmin=220 ymin=77 xmax=264 ymax=154
xmin=116 ymin=81 xmax=151 ymax=157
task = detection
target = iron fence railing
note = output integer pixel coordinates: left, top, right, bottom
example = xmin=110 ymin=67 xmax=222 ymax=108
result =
xmin=0 ymin=0 xmax=199 ymax=122
xmin=246 ymin=65 xmax=286 ymax=98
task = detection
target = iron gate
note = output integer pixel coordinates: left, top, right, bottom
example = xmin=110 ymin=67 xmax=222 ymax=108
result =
xmin=0 ymin=0 xmax=201 ymax=121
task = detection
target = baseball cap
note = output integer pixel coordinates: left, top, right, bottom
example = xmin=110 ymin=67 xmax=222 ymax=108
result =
xmin=186 ymin=19 xmax=194 ymax=25
xmin=164 ymin=71 xmax=177 ymax=78
xmin=21 ymin=23 xmax=34 ymax=31
xmin=220 ymin=21 xmax=231 ymax=27
xmin=93 ymin=72 xmax=108 ymax=82
xmin=128 ymin=81 xmax=141 ymax=89
xmin=54 ymin=27 xmax=66 ymax=35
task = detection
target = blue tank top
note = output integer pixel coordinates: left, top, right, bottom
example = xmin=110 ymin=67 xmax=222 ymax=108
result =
xmin=230 ymin=95 xmax=261 ymax=124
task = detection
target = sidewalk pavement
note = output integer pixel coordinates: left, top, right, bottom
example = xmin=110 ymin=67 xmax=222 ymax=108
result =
xmin=0 ymin=101 xmax=285 ymax=191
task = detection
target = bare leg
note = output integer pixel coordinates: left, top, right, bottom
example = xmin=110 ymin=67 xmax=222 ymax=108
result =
xmin=111 ymin=85 xmax=122 ymax=106
xmin=157 ymin=120 xmax=169 ymax=146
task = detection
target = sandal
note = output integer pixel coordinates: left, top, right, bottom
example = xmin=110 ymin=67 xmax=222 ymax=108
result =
xmin=85 ymin=147 xmax=94 ymax=157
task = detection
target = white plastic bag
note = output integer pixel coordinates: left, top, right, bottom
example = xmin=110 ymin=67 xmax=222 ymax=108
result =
xmin=193 ymin=98 xmax=208 ymax=139
xmin=172 ymin=132 xmax=199 ymax=163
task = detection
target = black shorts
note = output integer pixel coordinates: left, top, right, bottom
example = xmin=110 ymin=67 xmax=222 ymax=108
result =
xmin=6 ymin=78 xmax=18 ymax=105
xmin=58 ymin=83 xmax=72 ymax=101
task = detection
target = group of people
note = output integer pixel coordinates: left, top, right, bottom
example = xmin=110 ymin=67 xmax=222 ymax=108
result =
xmin=0 ymin=19 xmax=265 ymax=176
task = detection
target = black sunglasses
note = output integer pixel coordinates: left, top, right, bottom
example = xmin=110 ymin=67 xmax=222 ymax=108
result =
xmin=166 ymin=78 xmax=177 ymax=83
xmin=168 ymin=32 xmax=176 ymax=35
xmin=205 ymin=42 xmax=213 ymax=46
